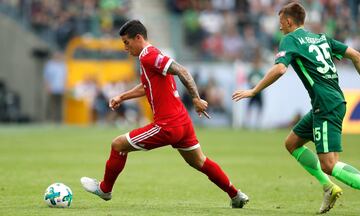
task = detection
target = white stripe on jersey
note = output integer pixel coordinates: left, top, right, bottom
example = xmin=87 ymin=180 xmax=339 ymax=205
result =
xmin=162 ymin=58 xmax=173 ymax=76
xmin=139 ymin=44 xmax=152 ymax=58
xmin=141 ymin=63 xmax=155 ymax=114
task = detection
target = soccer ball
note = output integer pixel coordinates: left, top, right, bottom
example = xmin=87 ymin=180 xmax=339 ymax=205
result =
xmin=44 ymin=183 xmax=73 ymax=208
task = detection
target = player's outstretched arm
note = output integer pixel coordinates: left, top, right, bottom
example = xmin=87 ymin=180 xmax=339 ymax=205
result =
xmin=344 ymin=47 xmax=360 ymax=76
xmin=109 ymin=83 xmax=145 ymax=111
xmin=232 ymin=63 xmax=287 ymax=102
xmin=167 ymin=61 xmax=210 ymax=118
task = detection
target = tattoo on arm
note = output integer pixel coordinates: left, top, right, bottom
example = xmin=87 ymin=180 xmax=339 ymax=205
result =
xmin=168 ymin=61 xmax=200 ymax=99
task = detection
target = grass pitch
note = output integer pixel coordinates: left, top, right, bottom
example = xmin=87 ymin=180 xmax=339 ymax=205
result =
xmin=0 ymin=125 xmax=359 ymax=216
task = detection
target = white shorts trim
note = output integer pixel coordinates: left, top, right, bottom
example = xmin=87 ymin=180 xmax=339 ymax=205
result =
xmin=176 ymin=143 xmax=200 ymax=151
xmin=125 ymin=132 xmax=148 ymax=151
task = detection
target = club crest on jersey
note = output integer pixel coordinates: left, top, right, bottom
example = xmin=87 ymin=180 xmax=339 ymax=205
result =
xmin=275 ymin=51 xmax=286 ymax=59
xmin=155 ymin=54 xmax=165 ymax=69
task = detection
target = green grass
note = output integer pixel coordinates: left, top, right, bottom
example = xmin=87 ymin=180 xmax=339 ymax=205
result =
xmin=0 ymin=125 xmax=359 ymax=216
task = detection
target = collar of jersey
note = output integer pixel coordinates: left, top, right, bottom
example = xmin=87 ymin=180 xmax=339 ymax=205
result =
xmin=293 ymin=26 xmax=304 ymax=32
xmin=139 ymin=44 xmax=152 ymax=58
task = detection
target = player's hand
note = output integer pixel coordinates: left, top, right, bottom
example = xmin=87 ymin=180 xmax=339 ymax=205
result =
xmin=192 ymin=98 xmax=211 ymax=119
xmin=232 ymin=89 xmax=256 ymax=102
xmin=109 ymin=95 xmax=123 ymax=111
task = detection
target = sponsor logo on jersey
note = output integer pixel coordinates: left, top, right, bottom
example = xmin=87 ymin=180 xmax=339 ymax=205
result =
xmin=155 ymin=54 xmax=165 ymax=69
xmin=275 ymin=51 xmax=286 ymax=59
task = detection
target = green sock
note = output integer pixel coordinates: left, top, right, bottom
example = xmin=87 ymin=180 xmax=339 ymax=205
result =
xmin=332 ymin=162 xmax=360 ymax=190
xmin=292 ymin=146 xmax=333 ymax=189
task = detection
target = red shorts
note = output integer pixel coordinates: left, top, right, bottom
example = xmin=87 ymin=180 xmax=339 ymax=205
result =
xmin=126 ymin=122 xmax=199 ymax=151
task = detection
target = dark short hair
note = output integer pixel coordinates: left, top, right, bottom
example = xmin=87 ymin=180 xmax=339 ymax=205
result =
xmin=118 ymin=20 xmax=147 ymax=39
xmin=279 ymin=2 xmax=306 ymax=25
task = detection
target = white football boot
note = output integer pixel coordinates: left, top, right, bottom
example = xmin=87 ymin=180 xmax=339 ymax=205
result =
xmin=80 ymin=177 xmax=112 ymax=201
xmin=318 ymin=184 xmax=343 ymax=214
xmin=231 ymin=190 xmax=249 ymax=208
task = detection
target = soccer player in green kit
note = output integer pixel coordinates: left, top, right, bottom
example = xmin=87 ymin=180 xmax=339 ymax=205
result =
xmin=232 ymin=2 xmax=360 ymax=214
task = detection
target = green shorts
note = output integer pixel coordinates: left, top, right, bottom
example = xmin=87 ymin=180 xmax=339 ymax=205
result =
xmin=293 ymin=103 xmax=346 ymax=153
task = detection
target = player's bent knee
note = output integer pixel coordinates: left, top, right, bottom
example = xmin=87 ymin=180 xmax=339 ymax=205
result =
xmin=188 ymin=157 xmax=206 ymax=170
xmin=320 ymin=163 xmax=333 ymax=175
xmin=319 ymin=160 xmax=336 ymax=175
xmin=111 ymin=136 xmax=128 ymax=152
xmin=318 ymin=153 xmax=338 ymax=175
xmin=284 ymin=138 xmax=294 ymax=153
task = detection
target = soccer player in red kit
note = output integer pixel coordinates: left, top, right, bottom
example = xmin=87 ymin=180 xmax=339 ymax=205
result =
xmin=81 ymin=20 xmax=249 ymax=208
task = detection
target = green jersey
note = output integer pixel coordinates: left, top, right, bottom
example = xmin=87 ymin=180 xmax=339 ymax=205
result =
xmin=275 ymin=28 xmax=348 ymax=114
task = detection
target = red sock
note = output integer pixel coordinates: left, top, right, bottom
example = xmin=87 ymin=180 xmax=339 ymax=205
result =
xmin=200 ymin=158 xmax=238 ymax=198
xmin=100 ymin=148 xmax=127 ymax=193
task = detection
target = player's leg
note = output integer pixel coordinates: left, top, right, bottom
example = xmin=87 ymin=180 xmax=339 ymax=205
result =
xmin=286 ymin=131 xmax=342 ymax=214
xmin=96 ymin=123 xmax=168 ymax=194
xmin=81 ymin=133 xmax=137 ymax=200
xmin=316 ymin=104 xmax=360 ymax=190
xmin=286 ymin=111 xmax=335 ymax=190
xmin=330 ymin=160 xmax=360 ymax=189
xmin=178 ymin=147 xmax=249 ymax=208
xmin=311 ymin=107 xmax=349 ymax=214
xmin=100 ymin=134 xmax=138 ymax=192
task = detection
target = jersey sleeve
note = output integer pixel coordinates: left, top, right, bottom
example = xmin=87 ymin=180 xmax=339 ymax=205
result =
xmin=326 ymin=36 xmax=348 ymax=60
xmin=141 ymin=50 xmax=173 ymax=76
xmin=274 ymin=35 xmax=296 ymax=66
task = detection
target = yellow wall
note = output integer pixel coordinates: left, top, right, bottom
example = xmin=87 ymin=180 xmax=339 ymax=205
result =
xmin=64 ymin=37 xmax=136 ymax=125
xmin=343 ymin=90 xmax=360 ymax=134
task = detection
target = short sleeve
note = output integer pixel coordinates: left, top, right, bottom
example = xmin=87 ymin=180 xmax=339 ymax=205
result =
xmin=275 ymin=35 xmax=296 ymax=67
xmin=326 ymin=36 xmax=348 ymax=60
xmin=141 ymin=50 xmax=173 ymax=76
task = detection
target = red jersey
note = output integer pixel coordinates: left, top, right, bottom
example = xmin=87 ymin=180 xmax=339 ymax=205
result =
xmin=139 ymin=45 xmax=191 ymax=127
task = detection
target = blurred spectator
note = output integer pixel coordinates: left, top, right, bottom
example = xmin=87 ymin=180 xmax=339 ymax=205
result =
xmin=0 ymin=0 xmax=129 ymax=49
xmin=198 ymin=0 xmax=224 ymax=35
xmin=0 ymin=80 xmax=6 ymax=121
xmin=181 ymin=69 xmax=204 ymax=110
xmin=72 ymin=74 xmax=101 ymax=123
xmin=211 ymin=0 xmax=236 ymax=12
xmin=241 ymin=25 xmax=258 ymax=62
xmin=164 ymin=0 xmax=360 ymax=62
xmin=244 ymin=53 xmax=264 ymax=129
xmin=101 ymin=78 xmax=142 ymax=126
xmin=182 ymin=3 xmax=204 ymax=48
xmin=43 ymin=51 xmax=67 ymax=123
xmin=55 ymin=12 xmax=76 ymax=50
xmin=101 ymin=78 xmax=126 ymax=124
xmin=222 ymin=26 xmax=242 ymax=61
xmin=203 ymin=76 xmax=225 ymax=113
xmin=0 ymin=0 xmax=359 ymax=63
xmin=201 ymin=31 xmax=223 ymax=60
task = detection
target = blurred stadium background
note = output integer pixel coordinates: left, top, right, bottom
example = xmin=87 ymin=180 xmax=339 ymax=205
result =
xmin=0 ymin=0 xmax=359 ymax=132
